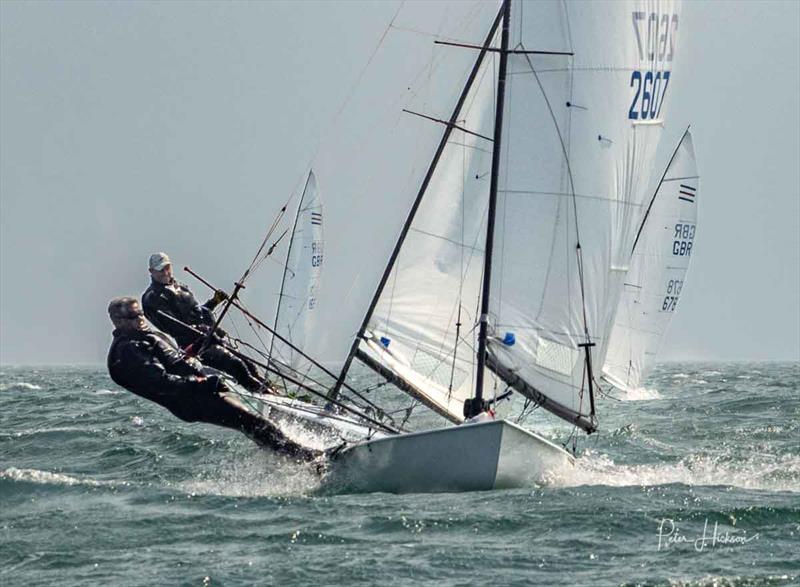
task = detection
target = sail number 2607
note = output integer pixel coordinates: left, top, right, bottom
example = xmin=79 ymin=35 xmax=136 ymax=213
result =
xmin=629 ymin=71 xmax=670 ymax=120
xmin=628 ymin=12 xmax=678 ymax=120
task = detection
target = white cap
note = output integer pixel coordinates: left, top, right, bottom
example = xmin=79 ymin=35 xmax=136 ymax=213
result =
xmin=148 ymin=252 xmax=171 ymax=271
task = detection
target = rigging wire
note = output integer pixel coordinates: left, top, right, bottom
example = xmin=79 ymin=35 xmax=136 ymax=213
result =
xmin=332 ymin=2 xmax=406 ymax=124
xmin=400 ymin=400 xmax=419 ymax=428
xmin=202 ymin=274 xmax=395 ymax=422
xmin=514 ymin=395 xmax=540 ymax=424
xmin=447 ymin=122 xmax=469 ymax=397
xmin=232 ymin=332 xmax=390 ymax=421
xmin=360 ymin=380 xmax=392 ymax=394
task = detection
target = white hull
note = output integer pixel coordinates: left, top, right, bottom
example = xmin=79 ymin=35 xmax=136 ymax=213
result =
xmin=325 ymin=419 xmax=574 ymax=494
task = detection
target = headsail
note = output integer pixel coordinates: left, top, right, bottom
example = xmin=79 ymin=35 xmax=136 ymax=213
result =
xmin=271 ymin=171 xmax=324 ymax=383
xmin=350 ymin=14 xmax=504 ymax=423
xmin=484 ymin=0 xmax=684 ymax=431
xmin=602 ymin=130 xmax=699 ymax=391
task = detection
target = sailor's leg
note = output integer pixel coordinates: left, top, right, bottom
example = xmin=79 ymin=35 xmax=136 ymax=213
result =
xmin=242 ymin=355 xmax=260 ymax=379
xmin=193 ymin=394 xmax=320 ymax=462
xmin=199 ymin=345 xmax=263 ymax=391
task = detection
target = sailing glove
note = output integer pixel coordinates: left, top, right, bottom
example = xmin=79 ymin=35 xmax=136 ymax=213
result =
xmin=212 ymin=290 xmax=228 ymax=304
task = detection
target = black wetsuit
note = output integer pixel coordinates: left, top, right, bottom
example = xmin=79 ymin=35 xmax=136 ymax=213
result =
xmin=142 ymin=278 xmax=261 ymax=391
xmin=107 ymin=327 xmax=317 ymax=461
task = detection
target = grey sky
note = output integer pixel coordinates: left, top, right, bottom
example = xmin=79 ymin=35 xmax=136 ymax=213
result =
xmin=1 ymin=0 xmax=798 ymax=365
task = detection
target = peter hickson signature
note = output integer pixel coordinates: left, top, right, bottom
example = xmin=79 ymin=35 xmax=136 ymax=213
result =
xmin=657 ymin=518 xmax=760 ymax=551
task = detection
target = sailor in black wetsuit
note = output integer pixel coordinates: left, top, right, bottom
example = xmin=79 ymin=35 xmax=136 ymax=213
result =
xmin=106 ymin=296 xmax=318 ymax=461
xmin=141 ymin=252 xmax=263 ymax=392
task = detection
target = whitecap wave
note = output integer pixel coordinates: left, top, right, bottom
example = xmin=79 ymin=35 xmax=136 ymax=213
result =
xmin=1 ymin=467 xmax=117 ymax=488
xmin=0 ymin=381 xmax=42 ymax=391
xmin=549 ymin=450 xmax=800 ymax=493
xmin=94 ymin=388 xmax=120 ymax=395
xmin=0 ymin=426 xmax=86 ymax=439
xmin=622 ymin=386 xmax=662 ymax=401
xmin=176 ymin=452 xmax=322 ymax=498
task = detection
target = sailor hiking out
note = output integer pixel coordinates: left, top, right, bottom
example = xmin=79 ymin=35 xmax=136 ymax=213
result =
xmin=141 ymin=252 xmax=264 ymax=392
xmin=106 ymin=296 xmax=319 ymax=461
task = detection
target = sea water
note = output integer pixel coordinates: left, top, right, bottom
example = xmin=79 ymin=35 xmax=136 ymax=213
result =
xmin=1 ymin=362 xmax=798 ymax=586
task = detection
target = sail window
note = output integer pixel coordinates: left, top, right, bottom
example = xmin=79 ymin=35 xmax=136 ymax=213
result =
xmin=535 ymin=338 xmax=579 ymax=377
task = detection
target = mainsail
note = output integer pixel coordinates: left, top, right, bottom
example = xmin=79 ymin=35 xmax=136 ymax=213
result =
xmin=271 ymin=171 xmax=324 ymax=382
xmin=482 ymin=0 xmax=684 ymax=432
xmin=602 ymin=130 xmax=699 ymax=391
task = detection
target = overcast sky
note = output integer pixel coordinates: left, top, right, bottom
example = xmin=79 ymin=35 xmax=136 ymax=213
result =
xmin=1 ymin=0 xmax=798 ymax=365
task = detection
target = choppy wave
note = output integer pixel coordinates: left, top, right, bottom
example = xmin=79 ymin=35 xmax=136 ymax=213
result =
xmin=2 ymin=459 xmax=320 ymax=498
xmin=93 ymin=388 xmax=120 ymax=395
xmin=0 ymin=381 xmax=42 ymax=391
xmin=551 ymin=450 xmax=800 ymax=493
xmin=1 ymin=467 xmax=118 ymax=488
xmin=0 ymin=426 xmax=88 ymax=439
xmin=175 ymin=453 xmax=322 ymax=498
xmin=2 ymin=363 xmax=798 ymax=585
xmin=665 ymin=574 xmax=798 ymax=587
xmin=621 ymin=386 xmax=662 ymax=401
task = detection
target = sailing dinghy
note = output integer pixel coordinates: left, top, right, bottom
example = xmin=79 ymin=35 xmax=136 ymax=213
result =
xmin=194 ymin=0 xmax=696 ymax=493
xmin=602 ymin=130 xmax=700 ymax=392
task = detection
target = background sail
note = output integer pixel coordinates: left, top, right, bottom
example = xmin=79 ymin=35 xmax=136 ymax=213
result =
xmin=602 ymin=130 xmax=699 ymax=391
xmin=356 ymin=28 xmax=501 ymax=423
xmin=486 ymin=0 xmax=683 ymax=429
xmin=271 ymin=171 xmax=324 ymax=379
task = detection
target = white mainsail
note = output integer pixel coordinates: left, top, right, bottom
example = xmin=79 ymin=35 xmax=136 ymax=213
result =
xmin=271 ymin=171 xmax=324 ymax=380
xmin=602 ymin=130 xmax=699 ymax=391
xmin=485 ymin=0 xmax=683 ymax=430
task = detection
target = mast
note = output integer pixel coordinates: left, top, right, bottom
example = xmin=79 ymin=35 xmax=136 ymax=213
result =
xmin=467 ymin=0 xmax=511 ymax=419
xmin=329 ymin=6 xmax=505 ymax=399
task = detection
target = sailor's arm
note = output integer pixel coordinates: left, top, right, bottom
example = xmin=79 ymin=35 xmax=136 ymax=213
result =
xmin=142 ymin=290 xmax=199 ymax=343
xmin=202 ymin=288 xmax=228 ymax=312
xmin=118 ymin=340 xmax=212 ymax=400
xmin=150 ymin=332 xmax=205 ymax=378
